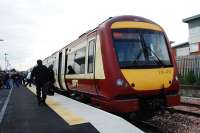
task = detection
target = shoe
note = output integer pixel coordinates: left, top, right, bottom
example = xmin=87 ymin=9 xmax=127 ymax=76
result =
xmin=38 ymin=100 xmax=42 ymax=106
xmin=43 ymin=102 xmax=47 ymax=106
xmin=42 ymin=100 xmax=47 ymax=106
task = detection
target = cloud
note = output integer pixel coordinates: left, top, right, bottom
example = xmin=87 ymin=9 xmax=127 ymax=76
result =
xmin=0 ymin=0 xmax=200 ymax=71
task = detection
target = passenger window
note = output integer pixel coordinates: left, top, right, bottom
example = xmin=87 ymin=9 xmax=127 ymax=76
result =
xmin=88 ymin=39 xmax=96 ymax=73
xmin=66 ymin=52 xmax=75 ymax=74
xmin=74 ymin=47 xmax=86 ymax=74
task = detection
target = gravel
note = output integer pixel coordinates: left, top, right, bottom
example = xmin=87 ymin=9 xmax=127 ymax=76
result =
xmin=149 ymin=111 xmax=200 ymax=133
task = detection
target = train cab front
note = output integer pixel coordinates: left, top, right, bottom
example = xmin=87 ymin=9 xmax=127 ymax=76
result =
xmin=103 ymin=17 xmax=180 ymax=113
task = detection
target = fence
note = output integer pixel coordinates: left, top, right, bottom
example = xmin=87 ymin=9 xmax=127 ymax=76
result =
xmin=176 ymin=55 xmax=200 ymax=78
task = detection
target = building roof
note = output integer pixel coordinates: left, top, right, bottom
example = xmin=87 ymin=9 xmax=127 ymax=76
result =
xmin=171 ymin=42 xmax=189 ymax=48
xmin=183 ymin=14 xmax=200 ymax=23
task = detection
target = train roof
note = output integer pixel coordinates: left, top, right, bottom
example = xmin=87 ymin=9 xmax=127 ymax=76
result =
xmin=99 ymin=15 xmax=157 ymax=27
xmin=51 ymin=15 xmax=160 ymax=54
xmin=64 ymin=15 xmax=158 ymax=46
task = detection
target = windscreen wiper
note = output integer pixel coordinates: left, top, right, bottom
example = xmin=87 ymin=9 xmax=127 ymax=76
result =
xmin=146 ymin=46 xmax=164 ymax=67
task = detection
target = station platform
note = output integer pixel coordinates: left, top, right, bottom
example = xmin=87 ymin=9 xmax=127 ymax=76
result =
xmin=0 ymin=89 xmax=10 ymax=113
xmin=0 ymin=88 xmax=10 ymax=123
xmin=0 ymin=85 xmax=143 ymax=133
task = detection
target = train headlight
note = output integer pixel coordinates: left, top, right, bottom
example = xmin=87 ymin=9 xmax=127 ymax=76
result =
xmin=116 ymin=78 xmax=124 ymax=86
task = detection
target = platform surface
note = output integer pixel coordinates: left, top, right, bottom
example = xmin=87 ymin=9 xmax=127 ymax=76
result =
xmin=0 ymin=86 xmax=99 ymax=133
xmin=0 ymin=88 xmax=10 ymax=124
xmin=0 ymin=88 xmax=10 ymax=112
xmin=0 ymin=85 xmax=143 ymax=133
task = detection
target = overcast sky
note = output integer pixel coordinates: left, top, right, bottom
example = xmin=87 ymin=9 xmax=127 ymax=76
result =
xmin=0 ymin=0 xmax=200 ymax=71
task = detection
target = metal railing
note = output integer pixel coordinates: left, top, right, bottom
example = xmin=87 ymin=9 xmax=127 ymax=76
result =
xmin=176 ymin=55 xmax=200 ymax=78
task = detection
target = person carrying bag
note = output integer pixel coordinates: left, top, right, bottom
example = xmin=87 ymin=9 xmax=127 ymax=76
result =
xmin=45 ymin=65 xmax=55 ymax=96
xmin=43 ymin=81 xmax=54 ymax=96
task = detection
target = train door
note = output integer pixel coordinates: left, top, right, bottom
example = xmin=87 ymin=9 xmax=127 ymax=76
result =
xmin=86 ymin=35 xmax=97 ymax=95
xmin=58 ymin=52 xmax=63 ymax=88
xmin=52 ymin=54 xmax=60 ymax=88
xmin=58 ymin=49 xmax=68 ymax=90
xmin=64 ymin=49 xmax=68 ymax=76
xmin=64 ymin=48 xmax=69 ymax=90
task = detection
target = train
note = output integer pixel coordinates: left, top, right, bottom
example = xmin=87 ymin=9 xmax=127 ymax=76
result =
xmin=42 ymin=15 xmax=180 ymax=113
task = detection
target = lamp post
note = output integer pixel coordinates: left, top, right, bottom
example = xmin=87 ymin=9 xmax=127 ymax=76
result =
xmin=4 ymin=53 xmax=8 ymax=71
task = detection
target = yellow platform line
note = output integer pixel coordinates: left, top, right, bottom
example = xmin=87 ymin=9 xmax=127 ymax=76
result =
xmin=27 ymin=86 xmax=87 ymax=125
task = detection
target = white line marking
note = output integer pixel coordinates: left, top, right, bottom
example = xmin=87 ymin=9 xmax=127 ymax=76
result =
xmin=0 ymin=88 xmax=13 ymax=124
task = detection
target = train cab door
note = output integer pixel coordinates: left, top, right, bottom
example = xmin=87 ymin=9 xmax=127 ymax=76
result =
xmin=57 ymin=49 xmax=67 ymax=90
xmin=86 ymin=35 xmax=97 ymax=95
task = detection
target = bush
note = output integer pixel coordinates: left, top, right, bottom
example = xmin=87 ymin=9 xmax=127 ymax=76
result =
xmin=184 ymin=71 xmax=196 ymax=85
xmin=179 ymin=76 xmax=185 ymax=84
xmin=194 ymin=77 xmax=200 ymax=86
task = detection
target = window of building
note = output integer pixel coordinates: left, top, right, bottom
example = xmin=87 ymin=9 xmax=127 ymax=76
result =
xmin=176 ymin=47 xmax=190 ymax=56
xmin=190 ymin=43 xmax=199 ymax=53
xmin=88 ymin=39 xmax=96 ymax=73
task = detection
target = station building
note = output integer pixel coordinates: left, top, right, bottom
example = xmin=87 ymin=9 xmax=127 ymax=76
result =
xmin=172 ymin=14 xmax=200 ymax=57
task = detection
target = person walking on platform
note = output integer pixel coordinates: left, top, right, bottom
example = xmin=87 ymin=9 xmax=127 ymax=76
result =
xmin=31 ymin=60 xmax=50 ymax=105
xmin=25 ymin=71 xmax=32 ymax=87
xmin=48 ymin=65 xmax=55 ymax=85
xmin=4 ymin=73 xmax=11 ymax=89
xmin=0 ymin=71 xmax=5 ymax=89
xmin=12 ymin=72 xmax=20 ymax=88
xmin=46 ymin=65 xmax=55 ymax=95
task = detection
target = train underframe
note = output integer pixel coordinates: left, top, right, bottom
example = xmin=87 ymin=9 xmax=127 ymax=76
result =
xmin=91 ymin=94 xmax=180 ymax=113
xmin=64 ymin=87 xmax=180 ymax=115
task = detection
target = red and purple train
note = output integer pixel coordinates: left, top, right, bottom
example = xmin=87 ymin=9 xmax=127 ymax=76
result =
xmin=42 ymin=15 xmax=180 ymax=113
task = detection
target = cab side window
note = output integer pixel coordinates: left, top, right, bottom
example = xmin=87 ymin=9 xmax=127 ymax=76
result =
xmin=88 ymin=39 xmax=96 ymax=73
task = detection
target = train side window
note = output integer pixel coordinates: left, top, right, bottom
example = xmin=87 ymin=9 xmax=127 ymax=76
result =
xmin=66 ymin=52 xmax=75 ymax=74
xmin=88 ymin=39 xmax=96 ymax=73
xmin=74 ymin=47 xmax=86 ymax=74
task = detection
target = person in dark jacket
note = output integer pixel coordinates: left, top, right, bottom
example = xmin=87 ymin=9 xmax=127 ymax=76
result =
xmin=46 ymin=65 xmax=55 ymax=95
xmin=31 ymin=60 xmax=50 ymax=105
xmin=48 ymin=65 xmax=55 ymax=84
xmin=4 ymin=73 xmax=10 ymax=89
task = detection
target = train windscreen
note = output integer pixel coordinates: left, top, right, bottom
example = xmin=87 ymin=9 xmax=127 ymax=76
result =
xmin=112 ymin=29 xmax=172 ymax=68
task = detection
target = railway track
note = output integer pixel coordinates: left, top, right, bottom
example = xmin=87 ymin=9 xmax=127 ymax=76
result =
xmin=180 ymin=101 xmax=200 ymax=108
xmin=128 ymin=101 xmax=200 ymax=133
xmin=167 ymin=101 xmax=200 ymax=117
